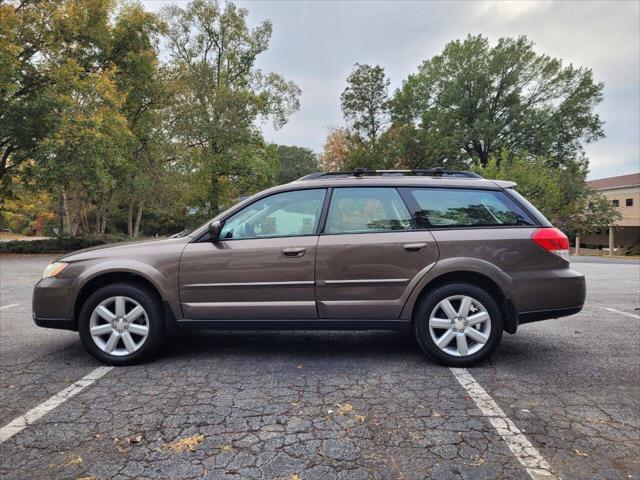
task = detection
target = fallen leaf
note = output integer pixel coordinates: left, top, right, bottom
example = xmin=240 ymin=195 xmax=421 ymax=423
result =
xmin=76 ymin=477 xmax=99 ymax=480
xmin=470 ymin=456 xmax=485 ymax=466
xmin=163 ymin=434 xmax=205 ymax=453
xmin=432 ymin=411 xmax=442 ymax=417
xmin=354 ymin=414 xmax=365 ymax=422
xmin=220 ymin=444 xmax=233 ymax=452
xmin=337 ymin=403 xmax=353 ymax=415
xmin=128 ymin=434 xmax=143 ymax=444
xmin=574 ymin=449 xmax=589 ymax=457
xmin=291 ymin=475 xmax=301 ymax=480
xmin=296 ymin=365 xmax=304 ymax=369
xmin=327 ymin=409 xmax=334 ymax=414
xmin=67 ymin=456 xmax=83 ymax=466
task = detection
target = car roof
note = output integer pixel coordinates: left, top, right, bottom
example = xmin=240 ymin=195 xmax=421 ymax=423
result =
xmin=289 ymin=175 xmax=516 ymax=190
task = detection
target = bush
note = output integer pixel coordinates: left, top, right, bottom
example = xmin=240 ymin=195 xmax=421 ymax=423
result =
xmin=625 ymin=239 xmax=640 ymax=256
xmin=0 ymin=235 xmax=130 ymax=254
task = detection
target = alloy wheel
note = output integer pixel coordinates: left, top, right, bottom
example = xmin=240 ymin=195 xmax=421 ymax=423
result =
xmin=89 ymin=296 xmax=150 ymax=356
xmin=428 ymin=295 xmax=491 ymax=357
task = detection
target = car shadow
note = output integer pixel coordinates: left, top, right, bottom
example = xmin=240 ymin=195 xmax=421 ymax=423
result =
xmin=158 ymin=329 xmax=426 ymax=363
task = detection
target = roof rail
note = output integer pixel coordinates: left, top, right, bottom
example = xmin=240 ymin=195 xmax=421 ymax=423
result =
xmin=296 ymin=167 xmax=483 ymax=181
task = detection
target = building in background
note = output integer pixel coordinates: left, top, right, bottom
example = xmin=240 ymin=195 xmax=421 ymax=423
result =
xmin=578 ymin=172 xmax=640 ymax=255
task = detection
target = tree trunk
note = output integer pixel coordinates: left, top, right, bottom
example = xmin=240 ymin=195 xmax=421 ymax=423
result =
xmin=0 ymin=146 xmax=14 ymax=181
xmin=58 ymin=192 xmax=64 ymax=236
xmin=94 ymin=204 xmax=102 ymax=235
xmin=100 ymin=210 xmax=108 ymax=235
xmin=61 ymin=189 xmax=73 ymax=235
xmin=210 ymin=174 xmax=220 ymax=217
xmin=127 ymin=203 xmax=133 ymax=238
xmin=133 ymin=200 xmax=144 ymax=238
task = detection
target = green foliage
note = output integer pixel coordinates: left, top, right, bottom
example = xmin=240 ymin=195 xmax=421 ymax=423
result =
xmin=341 ymin=64 xmax=390 ymax=144
xmin=477 ymin=151 xmax=619 ymax=234
xmin=626 ymin=239 xmax=640 ymax=257
xmin=275 ymin=145 xmax=319 ymax=183
xmin=162 ymin=0 xmax=301 ymax=216
xmin=391 ymin=35 xmax=604 ymax=168
xmin=1 ymin=0 xmax=302 ymax=238
xmin=0 ymin=234 xmax=129 ymax=254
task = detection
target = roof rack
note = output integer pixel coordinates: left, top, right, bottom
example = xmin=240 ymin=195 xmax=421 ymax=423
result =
xmin=297 ymin=167 xmax=483 ymax=181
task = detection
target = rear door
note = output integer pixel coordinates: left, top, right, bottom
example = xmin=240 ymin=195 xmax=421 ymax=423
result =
xmin=315 ymin=187 xmax=439 ymax=319
xmin=180 ymin=188 xmax=326 ymax=320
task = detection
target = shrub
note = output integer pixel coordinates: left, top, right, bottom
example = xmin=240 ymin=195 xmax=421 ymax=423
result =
xmin=0 ymin=235 xmax=130 ymax=254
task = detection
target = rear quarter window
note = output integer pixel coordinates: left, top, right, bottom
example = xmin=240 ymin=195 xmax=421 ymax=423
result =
xmin=403 ymin=188 xmax=535 ymax=228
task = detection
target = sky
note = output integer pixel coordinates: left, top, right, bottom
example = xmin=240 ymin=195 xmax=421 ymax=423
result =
xmin=142 ymin=0 xmax=640 ymax=179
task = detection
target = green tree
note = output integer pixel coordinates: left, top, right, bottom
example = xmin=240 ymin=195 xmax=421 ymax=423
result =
xmin=341 ymin=63 xmax=390 ymax=145
xmin=109 ymin=4 xmax=169 ymax=237
xmin=275 ymin=145 xmax=319 ymax=183
xmin=162 ymin=0 xmax=301 ymax=216
xmin=479 ymin=151 xmax=618 ymax=234
xmin=392 ymin=35 xmax=604 ymax=168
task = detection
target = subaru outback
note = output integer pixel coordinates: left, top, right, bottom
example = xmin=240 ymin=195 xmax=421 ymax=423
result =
xmin=33 ymin=169 xmax=586 ymax=367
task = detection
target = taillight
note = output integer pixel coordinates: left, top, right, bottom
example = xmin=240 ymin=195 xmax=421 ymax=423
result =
xmin=531 ymin=227 xmax=570 ymax=262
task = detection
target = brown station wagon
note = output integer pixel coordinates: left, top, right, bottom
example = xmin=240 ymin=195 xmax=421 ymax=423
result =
xmin=33 ymin=169 xmax=586 ymax=367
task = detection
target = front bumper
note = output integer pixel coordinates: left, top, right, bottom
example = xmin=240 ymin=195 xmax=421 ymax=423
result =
xmin=32 ymin=277 xmax=76 ymax=331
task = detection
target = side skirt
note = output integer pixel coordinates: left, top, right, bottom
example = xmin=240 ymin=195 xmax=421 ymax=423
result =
xmin=176 ymin=319 xmax=411 ymax=331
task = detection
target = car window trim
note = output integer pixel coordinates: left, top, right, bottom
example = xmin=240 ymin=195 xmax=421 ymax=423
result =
xmin=194 ymin=187 xmax=328 ymax=242
xmin=320 ymin=186 xmax=415 ymax=235
xmin=400 ymin=186 xmax=540 ymax=229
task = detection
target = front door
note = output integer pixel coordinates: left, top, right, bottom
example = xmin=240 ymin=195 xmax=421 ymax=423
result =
xmin=315 ymin=187 xmax=439 ymax=319
xmin=180 ymin=188 xmax=326 ymax=320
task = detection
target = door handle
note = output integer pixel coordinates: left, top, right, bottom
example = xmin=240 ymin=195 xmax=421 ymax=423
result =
xmin=281 ymin=247 xmax=306 ymax=258
xmin=403 ymin=242 xmax=427 ymax=253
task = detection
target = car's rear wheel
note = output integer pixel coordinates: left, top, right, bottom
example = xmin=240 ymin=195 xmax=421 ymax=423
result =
xmin=414 ymin=283 xmax=503 ymax=367
xmin=79 ymin=283 xmax=165 ymax=365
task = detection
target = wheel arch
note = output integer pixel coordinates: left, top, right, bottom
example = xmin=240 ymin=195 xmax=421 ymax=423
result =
xmin=401 ymin=260 xmax=518 ymax=334
xmin=72 ymin=269 xmax=178 ymax=333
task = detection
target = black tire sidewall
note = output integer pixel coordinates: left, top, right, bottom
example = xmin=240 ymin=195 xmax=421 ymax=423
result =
xmin=79 ymin=283 xmax=165 ymax=366
xmin=414 ymin=283 xmax=503 ymax=367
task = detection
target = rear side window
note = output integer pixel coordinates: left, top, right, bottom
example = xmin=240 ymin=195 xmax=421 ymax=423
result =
xmin=325 ymin=188 xmax=412 ymax=234
xmin=404 ymin=188 xmax=535 ymax=228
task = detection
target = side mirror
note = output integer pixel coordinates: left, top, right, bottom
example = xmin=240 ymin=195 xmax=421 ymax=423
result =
xmin=208 ymin=220 xmax=222 ymax=242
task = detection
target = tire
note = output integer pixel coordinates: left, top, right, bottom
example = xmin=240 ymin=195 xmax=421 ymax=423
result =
xmin=78 ymin=283 xmax=165 ymax=366
xmin=413 ymin=283 xmax=503 ymax=367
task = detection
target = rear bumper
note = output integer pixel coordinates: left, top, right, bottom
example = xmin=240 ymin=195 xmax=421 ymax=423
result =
xmin=507 ymin=267 xmax=586 ymax=331
xmin=509 ymin=267 xmax=586 ymax=314
xmin=517 ymin=305 xmax=583 ymax=325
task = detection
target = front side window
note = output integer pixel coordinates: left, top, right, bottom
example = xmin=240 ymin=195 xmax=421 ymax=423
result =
xmin=324 ymin=188 xmax=412 ymax=234
xmin=220 ymin=189 xmax=326 ymax=240
xmin=626 ymin=198 xmax=633 ymax=207
xmin=612 ymin=199 xmax=620 ymax=207
xmin=406 ymin=188 xmax=535 ymax=228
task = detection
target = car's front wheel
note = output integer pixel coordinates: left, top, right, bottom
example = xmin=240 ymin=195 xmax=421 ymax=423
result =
xmin=79 ymin=283 xmax=165 ymax=365
xmin=414 ymin=283 xmax=503 ymax=367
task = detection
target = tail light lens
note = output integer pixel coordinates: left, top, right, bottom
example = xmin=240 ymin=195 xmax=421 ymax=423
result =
xmin=531 ymin=227 xmax=570 ymax=262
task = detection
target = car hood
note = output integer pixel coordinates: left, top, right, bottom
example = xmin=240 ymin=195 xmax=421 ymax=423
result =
xmin=59 ymin=236 xmax=191 ymax=262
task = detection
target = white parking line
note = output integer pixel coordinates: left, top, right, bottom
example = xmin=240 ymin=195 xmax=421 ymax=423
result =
xmin=0 ymin=303 xmax=20 ymax=311
xmin=0 ymin=366 xmax=113 ymax=444
xmin=599 ymin=306 xmax=640 ymax=319
xmin=450 ymin=368 xmax=559 ymax=480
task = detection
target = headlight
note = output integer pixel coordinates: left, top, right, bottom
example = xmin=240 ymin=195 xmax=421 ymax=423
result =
xmin=42 ymin=262 xmax=69 ymax=279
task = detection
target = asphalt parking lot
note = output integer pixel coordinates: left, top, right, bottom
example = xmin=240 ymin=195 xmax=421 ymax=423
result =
xmin=0 ymin=254 xmax=638 ymax=480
